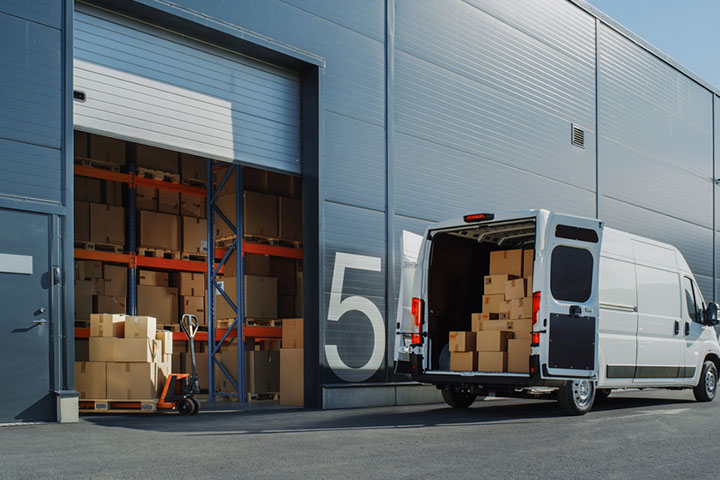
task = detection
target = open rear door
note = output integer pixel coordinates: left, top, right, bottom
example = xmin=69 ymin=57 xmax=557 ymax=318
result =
xmin=540 ymin=213 xmax=603 ymax=379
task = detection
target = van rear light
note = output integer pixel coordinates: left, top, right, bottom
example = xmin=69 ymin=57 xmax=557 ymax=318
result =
xmin=464 ymin=213 xmax=494 ymax=223
xmin=531 ymin=332 xmax=540 ymax=347
xmin=411 ymin=297 xmax=424 ymax=345
xmin=531 ymin=291 xmax=541 ymax=347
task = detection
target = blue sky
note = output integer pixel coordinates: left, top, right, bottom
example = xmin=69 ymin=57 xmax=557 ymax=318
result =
xmin=588 ymin=0 xmax=720 ymax=89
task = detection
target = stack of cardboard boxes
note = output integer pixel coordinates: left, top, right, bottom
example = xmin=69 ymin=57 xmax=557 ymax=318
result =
xmin=280 ymin=318 xmax=304 ymax=406
xmin=449 ymin=248 xmax=534 ymax=373
xmin=75 ymin=261 xmax=128 ymax=320
xmin=75 ymin=314 xmax=172 ymax=400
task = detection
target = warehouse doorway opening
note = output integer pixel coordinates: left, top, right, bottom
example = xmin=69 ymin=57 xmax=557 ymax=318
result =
xmin=73 ymin=131 xmax=305 ymax=411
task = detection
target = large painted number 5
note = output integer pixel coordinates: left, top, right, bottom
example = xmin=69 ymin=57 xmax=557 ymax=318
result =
xmin=325 ymin=252 xmax=385 ymax=382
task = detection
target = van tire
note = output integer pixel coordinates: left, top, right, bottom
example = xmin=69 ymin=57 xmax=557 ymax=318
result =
xmin=441 ymin=389 xmax=476 ymax=408
xmin=557 ymin=380 xmax=595 ymax=415
xmin=693 ymin=360 xmax=717 ymax=402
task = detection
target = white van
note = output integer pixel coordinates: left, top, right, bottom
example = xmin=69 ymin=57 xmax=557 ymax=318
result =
xmin=395 ymin=209 xmax=720 ymax=415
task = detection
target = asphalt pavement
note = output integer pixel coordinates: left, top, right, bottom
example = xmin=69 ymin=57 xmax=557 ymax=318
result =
xmin=1 ymin=389 xmax=717 ymax=479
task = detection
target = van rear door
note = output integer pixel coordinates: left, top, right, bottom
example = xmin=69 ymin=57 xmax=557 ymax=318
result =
xmin=540 ymin=213 xmax=603 ymax=379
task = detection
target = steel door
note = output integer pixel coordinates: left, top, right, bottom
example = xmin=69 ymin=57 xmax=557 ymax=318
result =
xmin=0 ymin=209 xmax=52 ymax=422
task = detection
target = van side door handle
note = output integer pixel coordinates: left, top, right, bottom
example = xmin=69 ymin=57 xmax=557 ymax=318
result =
xmin=685 ymin=322 xmax=690 ymax=336
xmin=569 ymin=305 xmax=582 ymax=317
xmin=674 ymin=320 xmax=680 ymax=335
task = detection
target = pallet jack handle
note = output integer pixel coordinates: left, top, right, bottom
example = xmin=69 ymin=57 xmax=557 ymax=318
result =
xmin=180 ymin=314 xmax=200 ymax=394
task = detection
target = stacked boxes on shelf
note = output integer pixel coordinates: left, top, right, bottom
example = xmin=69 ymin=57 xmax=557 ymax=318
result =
xmin=75 ymin=314 xmax=172 ymax=400
xmin=280 ymin=318 xmax=303 ymax=406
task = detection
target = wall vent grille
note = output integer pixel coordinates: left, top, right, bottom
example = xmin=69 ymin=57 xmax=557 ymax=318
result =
xmin=571 ymin=124 xmax=585 ymax=149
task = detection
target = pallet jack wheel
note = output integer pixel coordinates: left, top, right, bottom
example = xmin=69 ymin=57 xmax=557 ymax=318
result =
xmin=177 ymin=397 xmax=196 ymax=416
xmin=190 ymin=397 xmax=200 ymax=415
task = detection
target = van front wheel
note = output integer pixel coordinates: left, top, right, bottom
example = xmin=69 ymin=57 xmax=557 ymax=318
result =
xmin=557 ymin=379 xmax=595 ymax=415
xmin=693 ymin=360 xmax=717 ymax=402
xmin=441 ymin=389 xmax=476 ymax=408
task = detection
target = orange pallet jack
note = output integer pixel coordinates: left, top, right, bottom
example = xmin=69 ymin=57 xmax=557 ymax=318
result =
xmin=157 ymin=314 xmax=201 ymax=415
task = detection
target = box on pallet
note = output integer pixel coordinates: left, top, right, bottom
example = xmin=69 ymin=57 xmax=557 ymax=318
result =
xmin=174 ymin=272 xmax=204 ymax=297
xmin=75 ymin=362 xmax=106 ymax=399
xmin=476 ymin=330 xmax=514 ymax=352
xmin=105 ymin=181 xmax=123 ymax=207
xmin=90 ymin=203 xmax=125 ymax=245
xmin=137 ymin=286 xmax=178 ymax=325
xmin=94 ymin=296 xmax=126 ymax=315
xmin=280 ymin=348 xmax=303 ymax=406
xmin=489 ymin=249 xmax=522 ymax=277
xmin=507 ymin=338 xmax=531 ymax=373
xmin=180 ymin=296 xmax=205 ymax=325
xmin=156 ymin=331 xmax=173 ymax=355
xmin=218 ymin=349 xmax=280 ymax=394
xmin=92 ymin=278 xmax=104 ymax=296
xmin=139 ymin=210 xmax=181 ymax=250
xmin=76 ymin=260 xmax=103 ymax=280
xmin=182 ymin=216 xmax=207 ymax=253
xmin=89 ymin=337 xmax=115 ymax=362
xmin=282 ymin=318 xmax=303 ymax=348
xmin=278 ymin=196 xmax=302 ymax=241
xmin=180 ymin=194 xmax=205 ymax=218
xmin=158 ymin=190 xmax=180 ymax=215
xmin=125 ymin=316 xmax=157 ymax=339
xmin=136 ymin=185 xmax=157 ymax=211
xmin=138 ymin=270 xmax=169 ymax=287
xmin=74 ymin=177 xmax=102 ymax=203
xmin=90 ymin=313 xmax=125 ymax=337
xmin=106 ymin=362 xmax=158 ymax=400
xmin=449 ymin=331 xmax=475 ymax=352
xmin=114 ymin=338 xmax=161 ymax=363
xmin=450 ymin=351 xmax=477 ymax=371
xmin=103 ymin=264 xmax=127 ymax=297
xmin=478 ymin=351 xmax=507 ymax=373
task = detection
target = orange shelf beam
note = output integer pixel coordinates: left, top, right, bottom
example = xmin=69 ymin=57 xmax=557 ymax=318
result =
xmin=135 ymin=176 xmax=206 ymax=197
xmin=215 ymin=242 xmax=303 ymax=260
xmin=74 ymin=164 xmax=132 ymax=184
xmin=74 ymin=249 xmax=132 ymax=265
xmin=135 ymin=255 xmax=207 ymax=273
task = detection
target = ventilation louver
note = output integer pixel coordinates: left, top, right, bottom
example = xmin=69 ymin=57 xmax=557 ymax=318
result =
xmin=571 ymin=124 xmax=584 ymax=149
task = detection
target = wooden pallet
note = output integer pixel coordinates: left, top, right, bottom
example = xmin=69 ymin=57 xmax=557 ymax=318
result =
xmin=79 ymin=398 xmax=158 ymax=413
xmin=181 ymin=177 xmax=206 ymax=188
xmin=247 ymin=392 xmax=279 ymax=402
xmin=137 ymin=247 xmax=181 ymax=260
xmin=137 ymin=167 xmax=181 ymax=184
xmin=74 ymin=241 xmax=124 ymax=253
xmin=216 ymin=234 xmax=302 ymax=249
xmin=245 ymin=318 xmax=281 ymax=327
xmin=74 ymin=156 xmax=122 ymax=172
xmin=181 ymin=251 xmax=207 ymax=262
xmin=158 ymin=323 xmax=180 ymax=332
xmin=216 ymin=319 xmax=236 ymax=329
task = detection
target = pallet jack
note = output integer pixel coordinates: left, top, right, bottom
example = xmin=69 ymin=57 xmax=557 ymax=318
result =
xmin=157 ymin=314 xmax=201 ymax=415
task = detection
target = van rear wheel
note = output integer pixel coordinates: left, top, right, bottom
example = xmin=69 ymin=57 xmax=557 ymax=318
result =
xmin=441 ymin=389 xmax=476 ymax=408
xmin=693 ymin=360 xmax=717 ymax=402
xmin=557 ymin=380 xmax=595 ymax=415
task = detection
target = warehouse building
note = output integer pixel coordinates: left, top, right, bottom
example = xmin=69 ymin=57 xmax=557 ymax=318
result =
xmin=1 ymin=0 xmax=719 ymax=422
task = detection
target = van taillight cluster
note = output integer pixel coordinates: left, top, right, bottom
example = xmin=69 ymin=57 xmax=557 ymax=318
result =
xmin=531 ymin=291 xmax=541 ymax=346
xmin=411 ymin=297 xmax=424 ymax=345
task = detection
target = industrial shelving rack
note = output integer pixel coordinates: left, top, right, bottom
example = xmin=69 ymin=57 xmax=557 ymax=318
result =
xmin=74 ymin=157 xmax=303 ymax=402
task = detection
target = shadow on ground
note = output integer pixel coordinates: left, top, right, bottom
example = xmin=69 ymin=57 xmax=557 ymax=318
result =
xmin=79 ymin=391 xmax=699 ymax=436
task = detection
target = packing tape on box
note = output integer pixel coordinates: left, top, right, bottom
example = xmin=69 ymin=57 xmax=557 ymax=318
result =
xmin=125 ymin=363 xmax=131 ymax=373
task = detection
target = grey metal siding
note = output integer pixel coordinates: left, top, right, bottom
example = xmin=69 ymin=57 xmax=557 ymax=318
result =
xmin=74 ymin=6 xmax=302 ymax=173
xmin=0 ymin=0 xmax=62 ymax=29
xmin=597 ymin=23 xmax=714 ymax=297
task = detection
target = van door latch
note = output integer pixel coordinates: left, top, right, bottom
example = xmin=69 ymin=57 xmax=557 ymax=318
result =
xmin=569 ymin=305 xmax=582 ymax=317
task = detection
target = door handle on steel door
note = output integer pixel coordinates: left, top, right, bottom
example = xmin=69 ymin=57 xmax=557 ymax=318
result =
xmin=674 ymin=320 xmax=680 ymax=335
xmin=685 ymin=322 xmax=690 ymax=336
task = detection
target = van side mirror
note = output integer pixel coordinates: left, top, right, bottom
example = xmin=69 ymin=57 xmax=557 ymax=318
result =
xmin=704 ymin=303 xmax=719 ymax=326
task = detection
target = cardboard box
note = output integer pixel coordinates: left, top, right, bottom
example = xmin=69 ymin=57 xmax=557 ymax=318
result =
xmin=180 ymin=153 xmax=206 ymax=182
xmin=280 ymin=348 xmax=303 ymax=406
xmin=92 ymin=278 xmax=105 ymax=296
xmin=90 ymin=203 xmax=125 ymax=245
xmin=89 ymin=337 xmax=116 ymax=362
xmin=182 ymin=216 xmax=207 ymax=253
xmin=509 ymin=297 xmax=532 ymax=320
xmin=74 ymin=130 xmax=88 ymax=158
xmin=270 ymin=256 xmax=296 ymax=296
xmin=90 ymin=313 xmax=125 ymax=338
xmin=282 ymin=318 xmax=303 ymax=348
xmin=75 ymin=338 xmax=89 ymax=362
xmin=527 ymin=275 xmax=533 ymax=292
xmin=507 ymin=319 xmax=533 ymax=339
xmin=480 ymin=320 xmax=512 ymax=331
xmin=471 ymin=312 xmax=508 ymax=331
xmin=484 ymin=274 xmax=517 ymax=295
xmin=114 ymin=338 xmax=161 ymax=363
xmin=94 ymin=295 xmax=126 ymax=315
xmin=477 ymin=351 xmax=507 ymax=373
xmin=139 ymin=210 xmax=181 ymax=251
xmin=245 ymin=350 xmax=280 ymax=393
xmin=171 ymin=353 xmax=182 ymax=373
xmin=476 ymin=330 xmax=514 ymax=352
xmin=105 ymin=181 xmax=123 ymax=207
xmin=246 ymin=253 xmax=271 ymax=276
xmin=489 ymin=249 xmax=522 ymax=277
xmin=137 ymin=285 xmax=178 ymax=325
xmin=74 ymin=176 xmax=102 ymax=203
xmin=481 ymin=294 xmax=506 ymax=314
xmin=156 ymin=331 xmax=173 ymax=355
xmin=75 ymin=280 xmax=93 ymax=320
xmin=523 ymin=249 xmax=534 ymax=278
xmin=103 ymin=264 xmax=127 ymax=297
xmin=245 ymin=191 xmax=278 ymax=237
xmin=74 ymin=201 xmax=90 ymax=242
xmin=450 ymin=351 xmax=477 ymax=371
xmin=75 ymin=362 xmax=106 ymax=399
xmin=216 ymin=276 xmax=278 ymax=319
xmin=90 ymin=134 xmax=125 ymax=165
xmin=449 ymin=331 xmax=476 ymax=352
xmin=260 ymin=339 xmax=282 ymax=351
xmin=76 ymin=260 xmax=103 ymax=280
xmin=158 ymin=190 xmax=180 ymax=214
xmin=507 ymin=338 xmax=531 ymax=373
xmin=136 ymin=185 xmax=157 ymax=211
xmin=174 ymin=272 xmax=205 ymax=297
xmin=138 ymin=270 xmax=169 ymax=287
xmin=180 ymin=296 xmax=205 ymax=326
xmin=106 ymin=362 xmax=158 ymax=399
xmin=137 ymin=144 xmax=178 ymax=172
xmin=278 ymin=196 xmax=302 ymax=241
xmin=173 ymin=341 xmax=188 ymax=354
xmin=158 ymin=359 xmax=172 ymax=395
xmin=125 ymin=316 xmax=157 ymax=339
xmin=504 ymin=278 xmax=527 ymax=301
xmin=180 ymin=193 xmax=205 ymax=218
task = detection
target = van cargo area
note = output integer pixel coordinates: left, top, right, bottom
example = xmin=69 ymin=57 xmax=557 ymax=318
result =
xmin=427 ymin=218 xmax=536 ymax=375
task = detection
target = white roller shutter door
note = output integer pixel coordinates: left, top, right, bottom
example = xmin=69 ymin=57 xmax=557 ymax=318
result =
xmin=73 ymin=5 xmax=302 ymax=173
